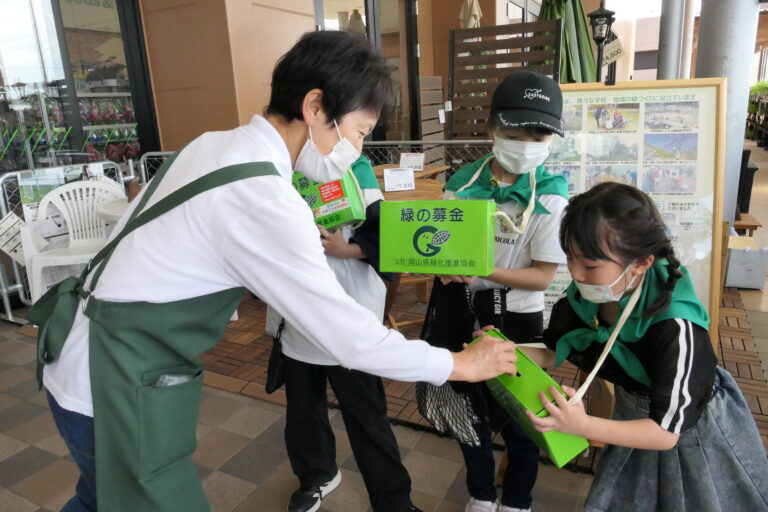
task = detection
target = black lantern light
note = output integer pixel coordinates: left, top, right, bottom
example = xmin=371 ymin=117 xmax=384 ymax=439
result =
xmin=588 ymin=0 xmax=616 ymax=82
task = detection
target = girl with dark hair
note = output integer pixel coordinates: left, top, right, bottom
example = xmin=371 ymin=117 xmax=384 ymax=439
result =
xmin=519 ymin=182 xmax=768 ymax=512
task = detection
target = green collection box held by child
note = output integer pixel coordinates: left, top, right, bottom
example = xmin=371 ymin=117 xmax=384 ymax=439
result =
xmin=292 ymin=171 xmax=366 ymax=230
xmin=380 ymin=200 xmax=495 ymax=276
xmin=471 ymin=329 xmax=589 ymax=468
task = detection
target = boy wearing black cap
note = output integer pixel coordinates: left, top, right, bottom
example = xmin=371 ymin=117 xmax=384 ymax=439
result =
xmin=416 ymin=70 xmax=568 ymax=512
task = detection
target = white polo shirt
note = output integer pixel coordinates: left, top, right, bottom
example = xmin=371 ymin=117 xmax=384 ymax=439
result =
xmin=445 ymin=186 xmax=567 ymax=313
xmin=43 ymin=115 xmax=453 ymax=417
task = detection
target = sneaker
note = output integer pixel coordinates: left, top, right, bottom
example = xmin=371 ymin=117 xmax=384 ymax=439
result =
xmin=497 ymin=505 xmax=531 ymax=512
xmin=465 ymin=498 xmax=496 ymax=512
xmin=287 ymin=470 xmax=342 ymax=512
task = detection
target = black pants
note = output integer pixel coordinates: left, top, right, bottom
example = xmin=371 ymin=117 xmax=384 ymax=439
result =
xmin=284 ymin=355 xmax=412 ymax=512
xmin=460 ymin=418 xmax=540 ymax=509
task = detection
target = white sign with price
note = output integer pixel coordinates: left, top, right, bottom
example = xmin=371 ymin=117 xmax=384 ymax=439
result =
xmin=399 ymin=152 xmax=425 ymax=171
xmin=602 ymin=38 xmax=625 ymax=67
xmin=383 ymin=168 xmax=416 ymax=192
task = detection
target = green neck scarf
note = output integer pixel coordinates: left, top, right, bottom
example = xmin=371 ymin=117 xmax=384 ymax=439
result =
xmin=555 ymin=260 xmax=710 ymax=388
xmin=444 ymin=154 xmax=568 ymax=214
xmin=350 ymin=154 xmax=380 ymax=190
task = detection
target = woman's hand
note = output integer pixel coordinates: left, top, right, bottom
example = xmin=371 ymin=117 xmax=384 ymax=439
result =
xmin=449 ymin=332 xmax=517 ymax=382
xmin=318 ymin=225 xmax=361 ymax=259
xmin=526 ymin=385 xmax=591 ymax=437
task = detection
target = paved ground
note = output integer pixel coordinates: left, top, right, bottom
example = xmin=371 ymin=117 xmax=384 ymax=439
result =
xmin=5 ymin=139 xmax=768 ymax=511
xmin=0 ymin=322 xmax=592 ymax=512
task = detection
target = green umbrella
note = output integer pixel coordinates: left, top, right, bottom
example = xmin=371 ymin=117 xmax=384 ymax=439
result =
xmin=539 ymin=0 xmax=597 ymax=83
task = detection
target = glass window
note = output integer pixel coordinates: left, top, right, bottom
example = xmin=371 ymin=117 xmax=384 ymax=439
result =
xmin=0 ymin=0 xmax=142 ymax=173
xmin=317 ymin=0 xmax=412 ymax=141
xmin=321 ymin=0 xmax=367 ymax=36
xmin=506 ymin=0 xmax=540 ymax=23
xmin=507 ymin=2 xmax=524 ymax=24
xmin=379 ymin=0 xmax=412 ymax=140
xmin=634 ymin=50 xmax=659 ymax=71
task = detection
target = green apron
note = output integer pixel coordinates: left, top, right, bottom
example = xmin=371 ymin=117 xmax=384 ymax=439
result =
xmin=28 ymin=150 xmax=280 ymax=511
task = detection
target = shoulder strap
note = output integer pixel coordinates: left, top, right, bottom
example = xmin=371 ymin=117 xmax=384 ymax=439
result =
xmin=86 ymin=161 xmax=280 ymax=290
xmin=568 ymin=273 xmax=646 ymax=404
xmin=129 ymin=144 xmax=188 ymax=223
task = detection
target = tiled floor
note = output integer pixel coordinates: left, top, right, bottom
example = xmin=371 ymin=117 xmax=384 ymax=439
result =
xmin=0 ymin=323 xmax=592 ymax=511
xmin=5 ymin=139 xmax=768 ymax=510
xmin=198 ymin=286 xmax=588 ymax=439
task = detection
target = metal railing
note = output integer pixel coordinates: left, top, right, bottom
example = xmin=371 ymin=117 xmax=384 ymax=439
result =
xmin=139 ymin=151 xmax=173 ymax=183
xmin=362 ymin=140 xmax=493 ymax=179
xmin=139 ymin=141 xmax=494 ymax=184
xmin=0 ymin=161 xmax=124 ymax=317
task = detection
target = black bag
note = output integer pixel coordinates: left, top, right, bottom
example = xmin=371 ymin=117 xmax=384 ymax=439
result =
xmin=265 ymin=320 xmax=286 ymax=394
xmin=471 ymin=288 xmax=508 ymax=332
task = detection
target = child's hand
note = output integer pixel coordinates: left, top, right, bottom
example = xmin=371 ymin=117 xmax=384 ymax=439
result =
xmin=319 ymin=225 xmax=354 ymax=258
xmin=472 ymin=325 xmax=496 ymax=338
xmin=526 ymin=385 xmax=591 ymax=438
xmin=439 ymin=275 xmax=477 ymax=285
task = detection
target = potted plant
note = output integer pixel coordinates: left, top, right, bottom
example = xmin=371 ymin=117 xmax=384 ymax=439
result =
xmin=86 ymin=58 xmax=126 ymax=87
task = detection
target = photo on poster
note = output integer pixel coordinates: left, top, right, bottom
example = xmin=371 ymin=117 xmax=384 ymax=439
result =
xmin=642 ymin=164 xmax=697 ymax=195
xmin=660 ymin=211 xmax=675 ymax=224
xmin=586 ymin=134 xmax=639 ymax=162
xmin=587 ymin=103 xmax=640 ymax=132
xmin=546 ymin=136 xmax=581 ymax=162
xmin=586 ymin=164 xmax=638 ymax=188
xmin=645 ymin=101 xmax=699 ymax=132
xmin=543 ymin=165 xmax=580 ymax=194
xmin=644 ymin=133 xmax=698 ymax=162
xmin=562 ymin=104 xmax=583 ymax=132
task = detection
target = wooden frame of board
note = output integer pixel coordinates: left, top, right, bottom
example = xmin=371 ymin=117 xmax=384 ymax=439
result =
xmin=547 ymin=78 xmax=726 ymax=347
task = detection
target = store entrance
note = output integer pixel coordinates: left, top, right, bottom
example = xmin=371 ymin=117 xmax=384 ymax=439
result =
xmin=0 ymin=0 xmax=158 ymax=173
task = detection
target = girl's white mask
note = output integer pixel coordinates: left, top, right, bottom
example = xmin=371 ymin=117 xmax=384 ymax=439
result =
xmin=575 ymin=265 xmax=639 ymax=304
xmin=492 ymin=137 xmax=551 ymax=175
xmin=295 ymin=120 xmax=360 ymax=183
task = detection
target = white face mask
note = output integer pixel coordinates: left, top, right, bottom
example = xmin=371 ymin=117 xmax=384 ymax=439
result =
xmin=574 ymin=265 xmax=639 ymax=304
xmin=295 ymin=120 xmax=360 ymax=183
xmin=492 ymin=137 xmax=551 ymax=175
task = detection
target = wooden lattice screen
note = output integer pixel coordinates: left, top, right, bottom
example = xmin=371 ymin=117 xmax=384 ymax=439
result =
xmin=447 ymin=19 xmax=563 ymax=140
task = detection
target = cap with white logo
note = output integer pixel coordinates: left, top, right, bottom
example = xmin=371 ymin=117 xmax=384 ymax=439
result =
xmin=490 ymin=70 xmax=564 ymax=137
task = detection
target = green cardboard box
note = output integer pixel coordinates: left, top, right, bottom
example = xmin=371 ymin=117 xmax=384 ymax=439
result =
xmin=472 ymin=329 xmax=589 ymax=468
xmin=380 ymin=200 xmax=495 ymax=275
xmin=292 ymin=171 xmax=366 ymax=230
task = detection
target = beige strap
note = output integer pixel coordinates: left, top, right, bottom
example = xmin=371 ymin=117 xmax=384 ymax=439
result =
xmin=454 ymin=155 xmax=537 ymax=235
xmin=492 ymin=170 xmax=536 ymax=235
xmin=568 ymin=273 xmax=646 ymax=404
xmin=454 ymin=155 xmax=493 ymax=195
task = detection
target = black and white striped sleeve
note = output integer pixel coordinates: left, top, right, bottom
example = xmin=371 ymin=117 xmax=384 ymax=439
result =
xmin=647 ymin=318 xmax=717 ymax=434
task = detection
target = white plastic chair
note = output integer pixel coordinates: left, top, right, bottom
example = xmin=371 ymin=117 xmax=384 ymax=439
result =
xmin=20 ymin=180 xmax=126 ymax=302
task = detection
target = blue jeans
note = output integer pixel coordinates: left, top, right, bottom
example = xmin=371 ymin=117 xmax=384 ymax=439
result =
xmin=46 ymin=391 xmax=97 ymax=512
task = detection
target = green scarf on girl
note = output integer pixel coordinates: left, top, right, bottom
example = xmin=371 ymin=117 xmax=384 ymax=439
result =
xmin=555 ymin=259 xmax=710 ymax=388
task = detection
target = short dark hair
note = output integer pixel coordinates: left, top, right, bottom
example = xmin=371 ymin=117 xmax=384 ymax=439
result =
xmin=266 ymin=31 xmax=394 ymax=125
xmin=559 ymin=182 xmax=683 ymax=316
xmin=486 ymin=115 xmax=554 ymax=137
